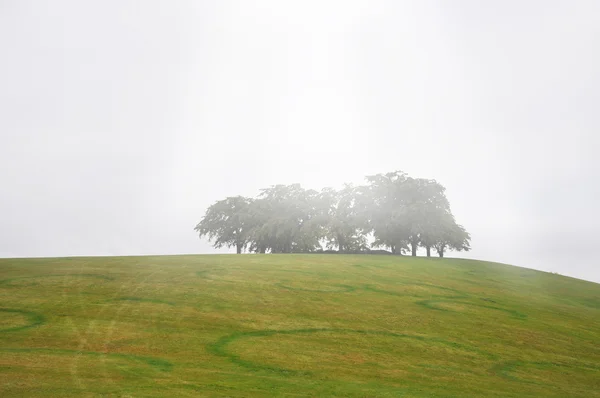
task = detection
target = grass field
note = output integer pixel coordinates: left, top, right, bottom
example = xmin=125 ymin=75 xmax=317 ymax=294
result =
xmin=1 ymin=254 xmax=599 ymax=397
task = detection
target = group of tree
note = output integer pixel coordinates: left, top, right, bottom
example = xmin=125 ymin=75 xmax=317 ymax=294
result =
xmin=194 ymin=171 xmax=470 ymax=257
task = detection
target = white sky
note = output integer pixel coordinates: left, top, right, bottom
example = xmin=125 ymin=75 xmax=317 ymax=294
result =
xmin=1 ymin=1 xmax=599 ymax=282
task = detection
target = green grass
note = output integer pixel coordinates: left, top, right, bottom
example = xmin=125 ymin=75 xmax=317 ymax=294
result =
xmin=0 ymin=254 xmax=599 ymax=397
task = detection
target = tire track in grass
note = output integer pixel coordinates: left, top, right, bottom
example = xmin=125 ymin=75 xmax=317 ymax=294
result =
xmin=490 ymin=360 xmax=600 ymax=385
xmin=363 ymin=283 xmax=468 ymax=299
xmin=275 ymin=283 xmax=356 ymax=293
xmin=0 ymin=308 xmax=45 ymax=333
xmin=38 ymin=268 xmax=166 ymax=389
xmin=415 ymin=299 xmax=528 ymax=320
xmin=95 ymin=268 xmax=167 ymax=387
xmin=360 ymin=280 xmax=527 ymax=320
xmin=208 ymin=328 xmax=498 ymax=376
xmin=0 ymin=274 xmax=114 ymax=287
xmin=199 ymin=265 xmax=533 ymax=385
xmin=0 ymin=347 xmax=172 ymax=373
xmin=110 ymin=297 xmax=176 ymax=306
xmin=98 ymin=268 xmax=201 ymax=395
xmin=1 ymin=266 xmax=125 ymax=389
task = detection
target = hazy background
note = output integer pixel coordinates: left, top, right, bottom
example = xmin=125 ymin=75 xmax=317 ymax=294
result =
xmin=1 ymin=1 xmax=598 ymax=282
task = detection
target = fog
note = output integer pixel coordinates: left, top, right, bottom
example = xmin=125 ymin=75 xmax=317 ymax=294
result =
xmin=1 ymin=1 xmax=598 ymax=282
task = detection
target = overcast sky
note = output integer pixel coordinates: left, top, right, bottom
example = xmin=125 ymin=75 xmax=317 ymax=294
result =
xmin=1 ymin=1 xmax=598 ymax=282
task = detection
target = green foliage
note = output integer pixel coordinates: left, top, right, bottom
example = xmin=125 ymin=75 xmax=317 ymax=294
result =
xmin=363 ymin=171 xmax=412 ymax=254
xmin=431 ymin=217 xmax=471 ymax=257
xmin=194 ymin=196 xmax=253 ymax=253
xmin=319 ymin=185 xmax=368 ymax=252
xmin=251 ymin=184 xmax=322 ymax=253
xmin=195 ymin=171 xmax=471 ymax=256
xmin=362 ymin=171 xmax=469 ymax=256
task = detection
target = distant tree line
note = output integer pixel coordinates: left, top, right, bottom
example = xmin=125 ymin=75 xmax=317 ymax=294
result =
xmin=194 ymin=171 xmax=470 ymax=257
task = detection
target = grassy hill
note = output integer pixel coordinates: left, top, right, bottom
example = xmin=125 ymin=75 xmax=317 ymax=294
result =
xmin=1 ymin=254 xmax=599 ymax=397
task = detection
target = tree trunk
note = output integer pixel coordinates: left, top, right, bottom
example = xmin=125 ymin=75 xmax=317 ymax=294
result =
xmin=411 ymin=242 xmax=417 ymax=257
xmin=236 ymin=243 xmax=242 ymax=254
xmin=438 ymin=248 xmax=444 ymax=258
xmin=337 ymin=235 xmax=344 ymax=253
xmin=426 ymin=245 xmax=431 ymax=257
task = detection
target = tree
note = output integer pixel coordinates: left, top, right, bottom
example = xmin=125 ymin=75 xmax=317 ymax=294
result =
xmin=244 ymin=198 xmax=271 ymax=253
xmin=319 ymin=185 xmax=368 ymax=253
xmin=194 ymin=171 xmax=472 ymax=258
xmin=362 ymin=172 xmax=460 ymax=257
xmin=432 ymin=217 xmax=471 ymax=257
xmin=194 ymin=196 xmax=253 ymax=254
xmin=362 ymin=171 xmax=412 ymax=254
xmin=247 ymin=184 xmax=322 ymax=253
xmin=404 ymin=178 xmax=452 ymax=257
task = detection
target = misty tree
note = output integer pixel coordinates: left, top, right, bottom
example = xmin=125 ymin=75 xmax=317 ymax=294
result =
xmin=432 ymin=219 xmax=471 ymax=258
xmin=404 ymin=177 xmax=452 ymax=257
xmin=244 ymin=197 xmax=271 ymax=253
xmin=362 ymin=171 xmax=412 ymax=254
xmin=319 ymin=185 xmax=368 ymax=253
xmin=194 ymin=196 xmax=253 ymax=254
xmin=361 ymin=172 xmax=467 ymax=257
xmin=248 ymin=184 xmax=322 ymax=253
xmin=194 ymin=170 xmax=471 ymax=257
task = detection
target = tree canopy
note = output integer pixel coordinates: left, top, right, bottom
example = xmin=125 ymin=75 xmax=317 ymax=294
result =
xmin=195 ymin=171 xmax=471 ymax=257
xmin=193 ymin=196 xmax=252 ymax=254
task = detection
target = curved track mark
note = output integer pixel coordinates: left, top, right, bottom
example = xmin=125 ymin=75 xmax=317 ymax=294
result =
xmin=491 ymin=360 xmax=600 ymax=385
xmin=0 ymin=308 xmax=45 ymax=333
xmin=0 ymin=274 xmax=114 ymax=287
xmin=0 ymin=347 xmax=173 ymax=372
xmin=416 ymin=299 xmax=527 ymax=320
xmin=112 ymin=297 xmax=175 ymax=306
xmin=363 ymin=283 xmax=468 ymax=299
xmin=276 ymin=283 xmax=356 ymax=293
xmin=208 ymin=328 xmax=497 ymax=375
